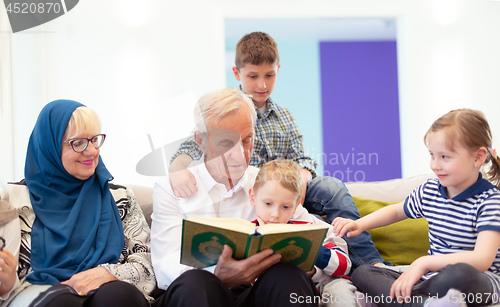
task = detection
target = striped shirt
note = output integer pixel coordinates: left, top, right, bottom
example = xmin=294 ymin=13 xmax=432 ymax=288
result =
xmin=404 ymin=173 xmax=500 ymax=291
xmin=171 ymin=98 xmax=318 ymax=175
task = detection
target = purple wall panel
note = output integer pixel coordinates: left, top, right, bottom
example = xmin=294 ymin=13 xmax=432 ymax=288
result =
xmin=320 ymin=41 xmax=401 ymax=182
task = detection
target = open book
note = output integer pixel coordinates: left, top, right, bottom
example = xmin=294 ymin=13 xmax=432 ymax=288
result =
xmin=180 ymin=217 xmax=329 ymax=271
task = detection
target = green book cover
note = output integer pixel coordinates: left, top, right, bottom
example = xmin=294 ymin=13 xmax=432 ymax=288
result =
xmin=180 ymin=217 xmax=328 ymax=271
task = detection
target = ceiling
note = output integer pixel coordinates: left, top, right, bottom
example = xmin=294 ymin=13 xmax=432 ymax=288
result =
xmin=225 ymin=18 xmax=397 ymax=42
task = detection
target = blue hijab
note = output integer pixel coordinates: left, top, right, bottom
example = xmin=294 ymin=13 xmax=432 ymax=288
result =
xmin=25 ymin=100 xmax=124 ymax=285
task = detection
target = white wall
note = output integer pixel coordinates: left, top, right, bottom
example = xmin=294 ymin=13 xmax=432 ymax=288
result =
xmin=0 ymin=13 xmax=14 ymax=185
xmin=396 ymin=0 xmax=500 ymax=177
xmin=2 ymin=0 xmax=500 ymax=185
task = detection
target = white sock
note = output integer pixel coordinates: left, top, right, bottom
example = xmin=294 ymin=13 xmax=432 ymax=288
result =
xmin=424 ymin=289 xmax=466 ymax=307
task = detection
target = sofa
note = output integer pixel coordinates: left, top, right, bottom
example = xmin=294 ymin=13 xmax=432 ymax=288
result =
xmin=129 ymin=172 xmax=435 ymax=267
xmin=131 ymin=172 xmax=500 ymax=306
xmin=342 ymin=173 xmax=434 ymax=266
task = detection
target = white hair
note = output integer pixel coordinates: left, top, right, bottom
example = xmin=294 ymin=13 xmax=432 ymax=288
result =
xmin=65 ymin=106 xmax=101 ymax=139
xmin=194 ymin=87 xmax=256 ymax=133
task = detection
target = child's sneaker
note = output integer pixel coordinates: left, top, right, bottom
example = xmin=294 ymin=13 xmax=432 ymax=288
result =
xmin=424 ymin=289 xmax=466 ymax=307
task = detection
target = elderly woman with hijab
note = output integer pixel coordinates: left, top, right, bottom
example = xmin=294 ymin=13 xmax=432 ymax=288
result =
xmin=4 ymin=100 xmax=155 ymax=307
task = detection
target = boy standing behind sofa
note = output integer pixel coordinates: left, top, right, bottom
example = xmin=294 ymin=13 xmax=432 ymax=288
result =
xmin=169 ymin=31 xmax=387 ymax=271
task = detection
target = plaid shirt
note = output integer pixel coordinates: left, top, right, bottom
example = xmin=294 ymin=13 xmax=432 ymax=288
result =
xmin=172 ymin=98 xmax=318 ymax=175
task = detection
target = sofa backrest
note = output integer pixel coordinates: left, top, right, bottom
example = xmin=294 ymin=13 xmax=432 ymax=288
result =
xmin=129 ymin=173 xmax=436 ymax=228
xmin=345 ymin=173 xmax=434 ymax=203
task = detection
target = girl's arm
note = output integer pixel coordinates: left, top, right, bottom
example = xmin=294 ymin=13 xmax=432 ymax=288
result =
xmin=414 ymin=230 xmax=500 ymax=272
xmin=332 ymin=201 xmax=407 ymax=238
xmin=391 ymin=230 xmax=500 ymax=301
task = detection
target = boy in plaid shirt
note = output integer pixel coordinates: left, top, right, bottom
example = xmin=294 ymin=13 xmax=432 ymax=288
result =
xmin=168 ymin=32 xmax=387 ymax=272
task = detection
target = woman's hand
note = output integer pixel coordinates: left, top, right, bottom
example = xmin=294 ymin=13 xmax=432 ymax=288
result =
xmin=0 ymin=249 xmax=18 ymax=296
xmin=61 ymin=267 xmax=118 ymax=295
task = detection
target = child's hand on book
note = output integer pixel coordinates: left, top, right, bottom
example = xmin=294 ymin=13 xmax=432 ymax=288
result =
xmin=331 ymin=217 xmax=362 ymax=238
xmin=214 ymin=245 xmax=281 ymax=288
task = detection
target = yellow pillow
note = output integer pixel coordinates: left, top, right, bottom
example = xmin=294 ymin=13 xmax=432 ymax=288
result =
xmin=352 ymin=196 xmax=430 ymax=266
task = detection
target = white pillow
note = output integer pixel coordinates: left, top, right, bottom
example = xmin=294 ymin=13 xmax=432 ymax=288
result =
xmin=344 ymin=173 xmax=435 ymax=203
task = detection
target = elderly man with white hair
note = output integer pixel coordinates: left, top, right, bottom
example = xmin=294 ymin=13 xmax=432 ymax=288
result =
xmin=151 ymin=87 xmax=320 ymax=307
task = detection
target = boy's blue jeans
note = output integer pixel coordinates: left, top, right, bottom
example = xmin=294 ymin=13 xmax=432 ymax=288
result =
xmin=303 ymin=176 xmax=390 ymax=272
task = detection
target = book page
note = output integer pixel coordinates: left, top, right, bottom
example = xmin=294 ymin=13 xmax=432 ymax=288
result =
xmin=187 ymin=216 xmax=257 ymax=234
xmin=257 ymin=222 xmax=328 ymax=235
xmin=258 ymin=226 xmax=328 ymax=271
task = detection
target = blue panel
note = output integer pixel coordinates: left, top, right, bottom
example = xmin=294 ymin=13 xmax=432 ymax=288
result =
xmin=320 ymin=41 xmax=401 ymax=181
